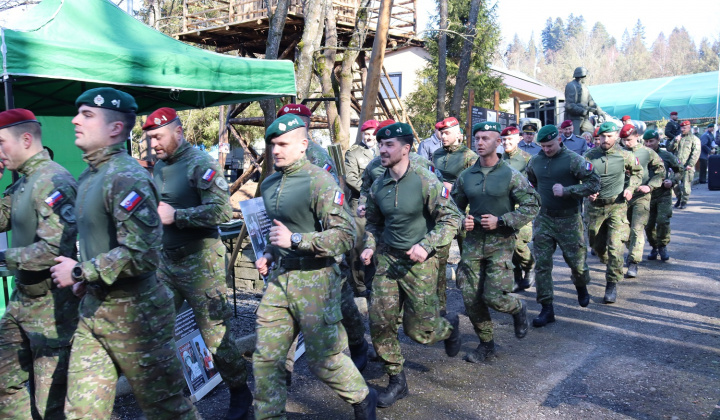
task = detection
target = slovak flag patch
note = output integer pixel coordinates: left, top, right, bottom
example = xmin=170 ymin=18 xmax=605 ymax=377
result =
xmin=120 ymin=191 xmax=142 ymax=211
xmin=202 ymin=168 xmax=216 ymax=181
xmin=45 ymin=191 xmax=63 ymax=208
xmin=429 ymin=165 xmax=435 ymax=172
xmin=585 ymin=162 xmax=593 ymax=171
xmin=441 ymin=187 xmax=450 ymax=198
xmin=333 ymin=191 xmax=344 ymax=206
xmin=323 ymin=163 xmax=333 ymax=172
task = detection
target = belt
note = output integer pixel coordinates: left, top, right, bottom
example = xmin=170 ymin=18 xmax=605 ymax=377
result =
xmin=540 ymin=207 xmax=579 ymax=218
xmin=278 ymin=257 xmax=334 ymax=271
xmin=86 ymin=272 xmax=157 ymax=300
xmin=590 ymin=196 xmax=624 ymax=206
xmin=163 ymin=238 xmax=219 ymax=262
xmin=378 ymin=244 xmax=411 ymax=260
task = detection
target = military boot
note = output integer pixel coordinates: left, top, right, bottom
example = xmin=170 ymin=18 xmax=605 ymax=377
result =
xmin=659 ymin=246 xmax=670 ymax=261
xmin=353 ymin=387 xmax=378 ymax=420
xmin=532 ymin=303 xmax=555 ymax=327
xmin=522 ymin=269 xmax=535 ymax=290
xmin=626 ymin=262 xmax=638 ymax=278
xmin=377 ymin=371 xmax=408 ymax=408
xmin=674 ymin=198 xmax=681 ymax=208
xmin=512 ymin=301 xmax=529 ymax=338
xmin=444 ymin=313 xmax=461 ymax=357
xmin=603 ymin=282 xmax=617 ymax=304
xmin=512 ymin=267 xmax=523 ymax=292
xmin=648 ymin=248 xmax=658 ymax=260
xmin=463 ymin=340 xmax=497 ymax=364
xmin=350 ymin=340 xmax=369 ymax=372
xmin=575 ymin=284 xmax=590 ymax=307
xmin=225 ymin=383 xmax=253 ymax=420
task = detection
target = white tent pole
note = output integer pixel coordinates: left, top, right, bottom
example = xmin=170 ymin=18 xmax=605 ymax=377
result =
xmin=715 ymin=56 xmax=720 ymax=138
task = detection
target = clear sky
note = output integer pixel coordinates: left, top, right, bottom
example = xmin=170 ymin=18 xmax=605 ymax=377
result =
xmin=416 ymin=0 xmax=720 ymax=49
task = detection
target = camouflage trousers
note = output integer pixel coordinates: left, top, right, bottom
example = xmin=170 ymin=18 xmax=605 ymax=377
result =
xmin=0 ymin=286 xmax=79 ymax=419
xmin=158 ymin=239 xmax=247 ymax=389
xmin=64 ymin=276 xmax=198 ymax=419
xmin=646 ymin=192 xmax=673 ymax=248
xmin=456 ymin=231 xmax=522 ymax=343
xmin=626 ymin=193 xmax=651 ymax=264
xmin=253 ymin=264 xmax=368 ymax=419
xmin=533 ymin=213 xmax=590 ymax=305
xmin=513 ymin=223 xmax=535 ymax=272
xmin=673 ymin=168 xmax=694 ymax=205
xmin=586 ymin=201 xmax=630 ymax=283
xmin=370 ymin=250 xmax=453 ymax=375
xmin=436 ymin=233 xmax=463 ymax=313
xmin=347 ymin=200 xmax=375 ymax=295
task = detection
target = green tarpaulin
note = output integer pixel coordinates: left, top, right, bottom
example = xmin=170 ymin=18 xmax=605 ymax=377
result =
xmin=588 ymin=71 xmax=720 ymax=122
xmin=0 ymin=0 xmax=296 ymax=115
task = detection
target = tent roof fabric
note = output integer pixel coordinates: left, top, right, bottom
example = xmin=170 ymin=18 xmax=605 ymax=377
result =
xmin=588 ymin=71 xmax=719 ymax=122
xmin=1 ymin=0 xmax=296 ymax=115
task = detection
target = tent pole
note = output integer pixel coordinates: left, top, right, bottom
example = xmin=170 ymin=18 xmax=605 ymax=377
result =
xmin=3 ymin=76 xmax=14 ymax=111
xmin=715 ymin=57 xmax=719 ymax=139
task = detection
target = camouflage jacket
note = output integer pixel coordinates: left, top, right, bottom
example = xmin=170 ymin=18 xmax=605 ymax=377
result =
xmin=344 ymin=142 xmax=377 ymax=198
xmin=584 ymin=143 xmax=643 ymax=200
xmin=360 ymin=152 xmax=440 ymax=205
xmin=502 ymin=148 xmax=532 ymax=175
xmin=74 ymin=143 xmax=163 ymax=286
xmin=622 ymin=142 xmax=665 ymax=194
xmin=365 ymin=161 xmax=461 ymax=253
xmin=260 ymin=156 xmax=355 ymax=260
xmin=0 ymin=150 xmax=77 ymax=273
xmin=306 ymin=140 xmax=339 ymax=184
xmin=672 ymin=133 xmax=701 ymax=169
xmin=432 ymin=143 xmax=478 ymax=184
xmin=153 ymin=141 xmax=231 ymax=249
xmin=653 ymin=147 xmax=682 ymax=198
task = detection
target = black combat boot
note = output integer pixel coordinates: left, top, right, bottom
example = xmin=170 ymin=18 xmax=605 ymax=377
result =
xmin=626 ymin=262 xmax=638 ymax=278
xmin=464 ymin=340 xmax=496 ymax=364
xmin=225 ymin=383 xmax=253 ymax=420
xmin=512 ymin=301 xmax=529 ymax=338
xmin=659 ymin=246 xmax=670 ymax=261
xmin=353 ymin=387 xmax=378 ymax=420
xmin=674 ymin=198 xmax=681 ymax=208
xmin=520 ymin=269 xmax=535 ymax=290
xmin=377 ymin=371 xmax=408 ymax=408
xmin=512 ymin=267 xmax=523 ymax=292
xmin=648 ymin=248 xmax=658 ymax=260
xmin=603 ymin=282 xmax=617 ymax=304
xmin=350 ymin=340 xmax=369 ymax=372
xmin=532 ymin=303 xmax=555 ymax=327
xmin=575 ymin=284 xmax=590 ymax=307
xmin=443 ymin=313 xmax=461 ymax=357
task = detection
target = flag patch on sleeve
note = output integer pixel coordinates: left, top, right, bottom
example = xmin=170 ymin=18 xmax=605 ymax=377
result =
xmin=333 ymin=191 xmax=344 ymax=206
xmin=120 ymin=191 xmax=142 ymax=211
xmin=323 ymin=163 xmax=333 ymax=172
xmin=585 ymin=162 xmax=593 ymax=171
xmin=202 ymin=168 xmax=216 ymax=181
xmin=45 ymin=190 xmax=64 ymax=208
xmin=441 ymin=187 xmax=450 ymax=198
xmin=429 ymin=165 xmax=435 ymax=172
xmin=635 ymin=157 xmax=640 ymax=166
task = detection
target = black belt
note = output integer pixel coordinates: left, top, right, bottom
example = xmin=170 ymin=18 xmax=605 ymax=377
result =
xmin=86 ymin=272 xmax=157 ymax=300
xmin=15 ymin=269 xmax=54 ymax=298
xmin=278 ymin=257 xmax=335 ymax=271
xmin=163 ymin=238 xmax=219 ymax=262
xmin=590 ymin=196 xmax=624 ymax=206
xmin=540 ymin=207 xmax=579 ymax=217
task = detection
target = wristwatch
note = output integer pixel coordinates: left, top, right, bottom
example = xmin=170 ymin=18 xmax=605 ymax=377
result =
xmin=497 ymin=217 xmax=506 ymax=228
xmin=291 ymin=233 xmax=302 ymax=250
xmin=72 ymin=264 xmax=84 ymax=282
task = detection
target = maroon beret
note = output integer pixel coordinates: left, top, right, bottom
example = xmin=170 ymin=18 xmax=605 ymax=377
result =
xmin=621 ymin=115 xmax=631 ymax=121
xmin=560 ymin=120 xmax=573 ymax=129
xmin=142 ymin=107 xmax=179 ymax=131
xmin=374 ymin=119 xmax=396 ymax=136
xmin=670 ymin=111 xmax=678 ymax=116
xmin=277 ymin=104 xmax=312 ymax=117
xmin=501 ymin=126 xmax=520 ymax=137
xmin=593 ymin=126 xmax=600 ymax=136
xmin=680 ymin=120 xmax=690 ymax=127
xmin=0 ymin=109 xmax=39 ymax=130
xmin=436 ymin=117 xmax=459 ymax=131
xmin=619 ymin=124 xmax=636 ymax=138
xmin=360 ymin=119 xmax=379 ymax=132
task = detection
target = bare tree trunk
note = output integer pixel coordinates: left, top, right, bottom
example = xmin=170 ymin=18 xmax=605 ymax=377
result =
xmin=355 ymin=0 xmax=393 ymax=145
xmin=436 ymin=0 xmax=448 ymax=121
xmin=315 ymin=0 xmax=340 ymax=144
xmin=449 ymin=0 xmax=481 ymax=118
xmin=338 ymin=0 xmax=371 ymax=148
xmin=295 ymin=0 xmax=326 ymax=100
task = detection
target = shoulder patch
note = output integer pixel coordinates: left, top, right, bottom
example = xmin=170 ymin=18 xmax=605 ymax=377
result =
xmin=45 ymin=190 xmax=65 ymax=208
xmin=585 ymin=162 xmax=593 ymax=172
xmin=333 ymin=191 xmax=344 ymax=206
xmin=323 ymin=163 xmax=333 ymax=172
xmin=215 ymin=176 xmax=229 ymax=190
xmin=120 ymin=190 xmax=143 ymax=211
xmin=635 ymin=157 xmax=640 ymax=166
xmin=202 ymin=168 xmax=217 ymax=181
xmin=441 ymin=187 xmax=450 ymax=199
xmin=429 ymin=165 xmax=435 ymax=172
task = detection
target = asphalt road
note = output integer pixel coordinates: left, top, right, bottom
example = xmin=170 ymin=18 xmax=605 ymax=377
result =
xmin=113 ymin=185 xmax=720 ymax=419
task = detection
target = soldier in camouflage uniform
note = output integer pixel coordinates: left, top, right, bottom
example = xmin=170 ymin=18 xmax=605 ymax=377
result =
xmin=432 ymin=117 xmax=477 ymax=314
xmin=0 ymin=109 xmax=79 ymax=419
xmin=667 ymin=120 xmax=701 ymax=209
xmin=451 ymin=121 xmax=538 ymax=363
xmin=362 ymin=122 xmax=462 ymax=408
xmin=584 ymin=122 xmax=643 ymax=304
xmin=526 ymin=125 xmax=600 ymax=328
xmin=344 ymin=119 xmax=379 ymax=298
xmin=50 ymin=88 xmax=199 ymax=419
xmin=619 ymin=124 xmax=665 ymax=278
xmin=500 ymin=126 xmax=535 ymax=292
xmin=643 ymin=129 xmax=681 ymax=261
xmin=253 ymin=114 xmax=376 ymax=419
xmin=143 ymin=108 xmax=251 ymax=420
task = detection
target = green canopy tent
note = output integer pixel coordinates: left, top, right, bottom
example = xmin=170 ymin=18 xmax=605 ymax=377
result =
xmin=0 ymin=0 xmax=296 ymax=115
xmin=588 ymin=71 xmax=720 ymax=122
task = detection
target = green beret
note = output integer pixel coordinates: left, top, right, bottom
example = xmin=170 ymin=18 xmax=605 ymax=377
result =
xmin=265 ymin=114 xmax=306 ymax=141
xmin=536 ymin=124 xmax=559 ymax=143
xmin=597 ymin=121 xmax=618 ymax=135
xmin=708 ymin=123 xmax=715 ymax=129
xmin=376 ymin=122 xmax=413 ymax=140
xmin=472 ymin=121 xmax=501 ymax=135
xmin=642 ymin=129 xmax=659 ymax=140
xmin=75 ymin=87 xmax=137 ymax=113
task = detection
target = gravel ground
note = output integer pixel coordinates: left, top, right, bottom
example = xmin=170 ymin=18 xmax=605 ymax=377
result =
xmin=113 ymin=185 xmax=720 ymax=419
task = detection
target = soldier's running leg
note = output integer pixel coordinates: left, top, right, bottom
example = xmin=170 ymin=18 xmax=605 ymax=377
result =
xmin=434 ymin=243 xmax=451 ymax=315
xmin=370 ymin=253 xmax=407 ymax=376
xmin=533 ymin=215 xmax=559 ymax=307
xmin=512 ymin=223 xmax=535 ymax=290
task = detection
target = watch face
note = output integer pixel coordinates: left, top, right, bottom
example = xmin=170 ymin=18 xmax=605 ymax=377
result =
xmin=291 ymin=233 xmax=302 ymax=244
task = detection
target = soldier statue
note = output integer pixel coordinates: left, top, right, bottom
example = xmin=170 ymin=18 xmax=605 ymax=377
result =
xmin=564 ymin=67 xmax=607 ymax=136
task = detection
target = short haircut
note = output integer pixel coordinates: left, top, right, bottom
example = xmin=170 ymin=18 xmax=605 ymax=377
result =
xmin=396 ymin=134 xmax=414 ymax=146
xmin=6 ymin=121 xmax=42 ymax=140
xmin=100 ymin=108 xmax=137 ymax=140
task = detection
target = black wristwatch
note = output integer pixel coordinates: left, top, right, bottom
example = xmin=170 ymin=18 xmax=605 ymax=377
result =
xmin=497 ymin=217 xmax=506 ymax=228
xmin=72 ymin=264 xmax=84 ymax=282
xmin=291 ymin=233 xmax=302 ymax=250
